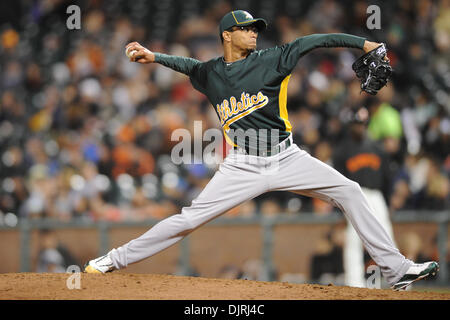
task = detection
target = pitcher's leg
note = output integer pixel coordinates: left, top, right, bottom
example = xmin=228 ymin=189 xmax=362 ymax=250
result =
xmin=110 ymin=208 xmax=198 ymax=269
xmin=344 ymin=188 xmax=394 ymax=287
xmin=110 ymin=157 xmax=269 ymax=269
xmin=325 ymin=183 xmax=411 ymax=286
xmin=272 ymin=146 xmax=412 ymax=286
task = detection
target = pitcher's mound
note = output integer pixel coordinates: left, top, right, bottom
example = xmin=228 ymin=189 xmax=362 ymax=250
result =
xmin=0 ymin=273 xmax=448 ymax=300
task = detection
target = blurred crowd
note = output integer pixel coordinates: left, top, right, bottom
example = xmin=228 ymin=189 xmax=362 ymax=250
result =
xmin=0 ymin=0 xmax=449 ymax=225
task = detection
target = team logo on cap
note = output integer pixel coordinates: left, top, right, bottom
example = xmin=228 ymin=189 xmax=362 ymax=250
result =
xmin=243 ymin=11 xmax=253 ymax=20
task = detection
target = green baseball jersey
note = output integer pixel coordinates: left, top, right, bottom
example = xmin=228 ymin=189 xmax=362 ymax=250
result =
xmin=154 ymin=33 xmax=366 ymax=150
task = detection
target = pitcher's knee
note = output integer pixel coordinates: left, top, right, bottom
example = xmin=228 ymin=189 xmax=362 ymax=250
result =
xmin=155 ymin=207 xmax=196 ymax=239
xmin=176 ymin=206 xmax=203 ymax=235
xmin=335 ymin=180 xmax=363 ymax=204
xmin=346 ymin=180 xmax=362 ymax=193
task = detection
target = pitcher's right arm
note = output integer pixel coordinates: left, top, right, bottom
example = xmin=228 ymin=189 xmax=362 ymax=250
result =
xmin=125 ymin=41 xmax=208 ymax=93
xmin=125 ymin=42 xmax=202 ymax=76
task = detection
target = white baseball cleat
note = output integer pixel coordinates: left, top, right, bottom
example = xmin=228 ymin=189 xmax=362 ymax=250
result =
xmin=391 ymin=261 xmax=439 ymax=291
xmin=83 ymin=252 xmax=116 ymax=274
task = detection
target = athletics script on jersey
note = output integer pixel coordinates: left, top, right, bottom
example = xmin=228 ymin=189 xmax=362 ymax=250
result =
xmin=216 ymin=91 xmax=269 ymax=132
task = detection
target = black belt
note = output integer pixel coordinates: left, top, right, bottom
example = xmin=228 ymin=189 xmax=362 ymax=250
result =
xmin=233 ymin=135 xmax=293 ymax=157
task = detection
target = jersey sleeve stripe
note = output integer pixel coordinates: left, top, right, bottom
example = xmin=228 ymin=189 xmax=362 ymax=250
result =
xmin=223 ymin=130 xmax=238 ymax=147
xmin=279 ymin=75 xmax=292 ymax=132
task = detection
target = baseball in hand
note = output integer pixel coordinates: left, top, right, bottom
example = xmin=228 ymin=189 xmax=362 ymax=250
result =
xmin=125 ymin=47 xmax=138 ymax=58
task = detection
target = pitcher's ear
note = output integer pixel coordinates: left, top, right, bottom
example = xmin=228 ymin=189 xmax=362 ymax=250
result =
xmin=222 ymin=31 xmax=232 ymax=43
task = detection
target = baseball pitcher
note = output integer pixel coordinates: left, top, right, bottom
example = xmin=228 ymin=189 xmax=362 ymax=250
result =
xmin=84 ymin=10 xmax=438 ymax=290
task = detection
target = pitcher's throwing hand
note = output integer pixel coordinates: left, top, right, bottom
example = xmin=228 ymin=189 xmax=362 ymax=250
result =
xmin=125 ymin=42 xmax=155 ymax=64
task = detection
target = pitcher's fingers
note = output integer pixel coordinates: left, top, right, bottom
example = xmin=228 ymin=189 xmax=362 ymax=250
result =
xmin=133 ymin=49 xmax=146 ymax=58
xmin=126 ymin=41 xmax=139 ymax=48
xmin=131 ymin=50 xmax=146 ymax=62
xmin=126 ymin=43 xmax=142 ymax=53
xmin=126 ymin=45 xmax=140 ymax=54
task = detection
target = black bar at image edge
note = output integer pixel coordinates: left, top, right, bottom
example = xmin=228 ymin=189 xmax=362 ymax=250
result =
xmin=0 ymin=300 xmax=448 ymax=318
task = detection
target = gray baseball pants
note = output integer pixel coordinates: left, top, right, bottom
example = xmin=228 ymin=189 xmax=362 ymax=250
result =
xmin=109 ymin=143 xmax=412 ymax=286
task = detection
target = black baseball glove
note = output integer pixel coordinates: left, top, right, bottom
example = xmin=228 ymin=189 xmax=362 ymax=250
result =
xmin=352 ymin=43 xmax=392 ymax=95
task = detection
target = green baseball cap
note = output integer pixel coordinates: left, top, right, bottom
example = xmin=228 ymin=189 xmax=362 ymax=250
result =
xmin=219 ymin=10 xmax=267 ymax=36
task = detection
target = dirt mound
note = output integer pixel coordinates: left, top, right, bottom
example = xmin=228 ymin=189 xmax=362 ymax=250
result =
xmin=0 ymin=273 xmax=448 ymax=300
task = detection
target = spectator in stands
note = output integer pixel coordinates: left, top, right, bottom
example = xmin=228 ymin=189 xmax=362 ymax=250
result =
xmin=36 ymin=229 xmax=80 ymax=273
xmin=310 ymin=225 xmax=345 ymax=285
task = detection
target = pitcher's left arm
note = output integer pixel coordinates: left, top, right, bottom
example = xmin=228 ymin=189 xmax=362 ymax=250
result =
xmin=261 ymin=33 xmax=380 ymax=76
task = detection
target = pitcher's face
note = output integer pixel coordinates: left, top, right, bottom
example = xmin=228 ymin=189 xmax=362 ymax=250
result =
xmin=225 ymin=25 xmax=259 ymax=52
